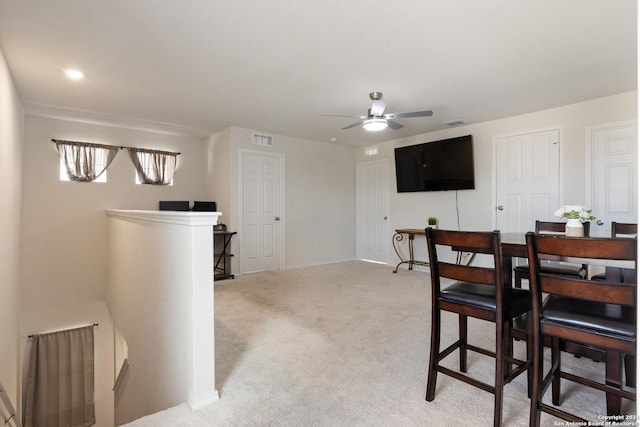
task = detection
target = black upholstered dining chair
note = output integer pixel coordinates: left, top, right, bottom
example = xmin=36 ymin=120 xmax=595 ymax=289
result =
xmin=611 ymin=221 xmax=639 ymax=237
xmin=526 ymin=233 xmax=637 ymax=426
xmin=514 ymin=220 xmax=590 ymax=288
xmin=424 ymin=228 xmax=531 ymax=427
xmin=591 ymin=222 xmax=637 ymax=281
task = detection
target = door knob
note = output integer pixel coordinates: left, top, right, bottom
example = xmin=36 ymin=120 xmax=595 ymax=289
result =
xmin=275 ymin=216 xmax=280 ymax=221
xmin=384 ymin=216 xmax=387 ymax=220
xmin=497 ymin=205 xmax=504 ymax=211
xmin=596 ymin=220 xmax=604 ymax=226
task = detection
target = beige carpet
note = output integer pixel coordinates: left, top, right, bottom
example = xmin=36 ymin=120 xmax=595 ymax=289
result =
xmin=124 ymin=261 xmax=635 ymax=426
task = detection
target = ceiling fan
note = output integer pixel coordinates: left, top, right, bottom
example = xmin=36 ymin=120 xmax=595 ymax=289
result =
xmin=322 ymin=92 xmax=433 ymax=131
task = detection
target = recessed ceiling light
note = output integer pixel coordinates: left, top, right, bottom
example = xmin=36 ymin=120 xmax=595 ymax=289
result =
xmin=64 ymin=69 xmax=85 ymax=80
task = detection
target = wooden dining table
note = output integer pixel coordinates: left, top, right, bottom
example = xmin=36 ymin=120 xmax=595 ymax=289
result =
xmin=392 ymin=229 xmax=530 ymax=282
xmin=393 ymin=229 xmax=635 ymax=284
xmin=500 ymin=232 xmax=637 ymax=284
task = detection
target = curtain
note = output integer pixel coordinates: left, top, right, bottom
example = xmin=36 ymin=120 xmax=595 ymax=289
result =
xmin=24 ymin=326 xmax=96 ymax=427
xmin=54 ymin=140 xmax=119 ymax=182
xmin=127 ymin=147 xmax=178 ymax=185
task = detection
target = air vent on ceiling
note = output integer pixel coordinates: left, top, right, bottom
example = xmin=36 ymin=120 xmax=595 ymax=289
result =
xmin=252 ymin=132 xmax=273 ymax=146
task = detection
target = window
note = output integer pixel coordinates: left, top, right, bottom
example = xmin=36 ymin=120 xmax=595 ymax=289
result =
xmin=127 ymin=147 xmax=178 ymax=185
xmin=60 ymin=158 xmax=107 ymax=182
xmin=54 ymin=140 xmax=119 ymax=182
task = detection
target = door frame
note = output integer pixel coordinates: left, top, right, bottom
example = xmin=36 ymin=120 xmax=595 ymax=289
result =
xmin=491 ymin=126 xmax=565 ymax=230
xmin=355 ymin=158 xmax=389 ymax=264
xmin=239 ymin=149 xmax=286 ymax=274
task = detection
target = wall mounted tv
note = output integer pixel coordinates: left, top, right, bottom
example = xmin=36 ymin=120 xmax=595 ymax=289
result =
xmin=394 ymin=135 xmax=475 ymax=192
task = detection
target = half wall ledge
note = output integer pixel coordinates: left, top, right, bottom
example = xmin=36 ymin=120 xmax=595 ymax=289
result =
xmin=105 ymin=209 xmax=221 ymax=423
xmin=106 ymin=209 xmax=221 ymax=226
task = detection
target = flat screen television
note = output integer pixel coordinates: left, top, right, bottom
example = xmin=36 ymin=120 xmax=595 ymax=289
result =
xmin=394 ymin=135 xmax=475 ymax=192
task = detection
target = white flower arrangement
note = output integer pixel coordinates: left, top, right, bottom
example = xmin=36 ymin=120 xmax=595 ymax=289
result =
xmin=553 ymin=205 xmax=596 ymax=222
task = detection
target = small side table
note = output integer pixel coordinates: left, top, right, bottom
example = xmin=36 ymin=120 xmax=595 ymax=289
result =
xmin=392 ymin=228 xmax=430 ymax=273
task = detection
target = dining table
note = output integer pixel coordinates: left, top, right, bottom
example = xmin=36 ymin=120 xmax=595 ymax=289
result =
xmin=393 ymin=229 xmax=636 ymax=283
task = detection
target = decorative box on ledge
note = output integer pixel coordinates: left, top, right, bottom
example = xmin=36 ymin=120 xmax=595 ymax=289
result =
xmin=159 ymin=200 xmax=217 ymax=212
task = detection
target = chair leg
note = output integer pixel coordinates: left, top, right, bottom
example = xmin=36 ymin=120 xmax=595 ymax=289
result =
xmin=459 ymin=314 xmax=468 ymax=372
xmin=624 ymin=354 xmax=636 ymax=387
xmin=493 ymin=319 xmax=505 ymax=427
xmin=606 ymin=351 xmax=623 ymax=416
xmin=503 ymin=321 xmax=512 ymax=377
xmin=551 ymin=338 xmax=561 ymax=406
xmin=529 ymin=328 xmax=544 ymax=427
xmin=426 ymin=306 xmax=441 ymax=401
xmin=526 ymin=314 xmax=533 ymax=398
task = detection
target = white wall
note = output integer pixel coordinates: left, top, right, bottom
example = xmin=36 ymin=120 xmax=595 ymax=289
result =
xmin=21 ymin=115 xmax=210 ymax=426
xmin=354 ymin=92 xmax=637 ymax=264
xmin=0 ymin=48 xmax=23 ymax=421
xmin=205 ymin=128 xmax=232 ymax=226
xmin=22 ymin=116 xmax=209 ymax=310
xmin=220 ymin=127 xmax=356 ymax=271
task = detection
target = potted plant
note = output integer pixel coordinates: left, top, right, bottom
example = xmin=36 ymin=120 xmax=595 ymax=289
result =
xmin=553 ymin=205 xmax=596 ymax=237
xmin=427 ymin=217 xmax=438 ymax=228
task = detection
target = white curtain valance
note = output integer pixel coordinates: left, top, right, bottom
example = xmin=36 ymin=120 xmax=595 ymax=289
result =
xmin=54 ymin=140 xmax=120 ymax=182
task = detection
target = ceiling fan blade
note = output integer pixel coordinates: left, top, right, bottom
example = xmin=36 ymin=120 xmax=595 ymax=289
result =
xmin=387 ymin=120 xmax=405 ymax=130
xmin=342 ymin=122 xmax=363 ymax=130
xmin=322 ymin=113 xmax=367 ymax=119
xmin=385 ymin=110 xmax=433 ymax=119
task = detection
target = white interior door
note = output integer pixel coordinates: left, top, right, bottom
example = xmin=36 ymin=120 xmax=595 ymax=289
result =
xmin=588 ymin=121 xmax=638 ymax=237
xmin=495 ymin=128 xmax=561 ymax=233
xmin=241 ymin=150 xmax=284 ymax=273
xmin=356 ymin=159 xmax=389 ymax=264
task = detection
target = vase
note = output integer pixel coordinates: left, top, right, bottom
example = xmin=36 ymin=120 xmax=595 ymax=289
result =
xmin=565 ymin=218 xmax=584 ymax=237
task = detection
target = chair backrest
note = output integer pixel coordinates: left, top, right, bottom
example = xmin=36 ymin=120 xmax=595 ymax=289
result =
xmin=535 ymin=220 xmax=591 ymax=236
xmin=425 ymin=228 xmax=504 ymax=302
xmin=526 ymin=233 xmax=637 ymax=308
xmin=609 ymin=223 xmax=638 ymax=282
xmin=612 ymin=222 xmax=638 ymax=237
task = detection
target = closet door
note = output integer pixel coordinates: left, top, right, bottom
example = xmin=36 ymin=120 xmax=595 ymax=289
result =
xmin=241 ymin=150 xmax=284 ymax=273
xmin=495 ymin=128 xmax=561 ymax=233
xmin=588 ymin=121 xmax=637 ymax=237
xmin=356 ymin=159 xmax=389 ymax=264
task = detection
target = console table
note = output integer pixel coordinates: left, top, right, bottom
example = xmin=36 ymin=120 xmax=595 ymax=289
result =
xmin=392 ymin=228 xmax=430 ymax=273
xmin=214 ymin=231 xmax=236 ymax=280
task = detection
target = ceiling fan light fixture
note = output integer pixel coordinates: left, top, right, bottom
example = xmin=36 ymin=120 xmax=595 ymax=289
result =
xmin=64 ymin=68 xmax=85 ymax=80
xmin=363 ymin=118 xmax=387 ymax=131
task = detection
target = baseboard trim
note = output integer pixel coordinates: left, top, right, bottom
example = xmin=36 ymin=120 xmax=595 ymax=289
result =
xmin=188 ymin=391 xmax=219 ymax=411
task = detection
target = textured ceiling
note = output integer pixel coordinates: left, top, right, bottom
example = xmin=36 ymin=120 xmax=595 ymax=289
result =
xmin=0 ymin=0 xmax=636 ymax=145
